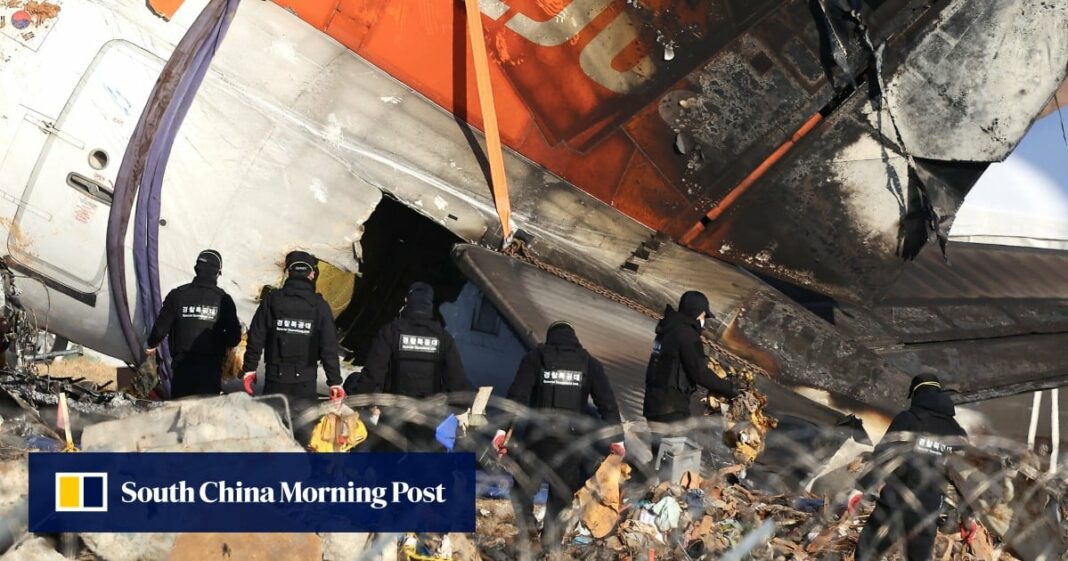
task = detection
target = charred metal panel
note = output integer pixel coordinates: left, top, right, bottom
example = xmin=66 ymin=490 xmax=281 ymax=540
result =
xmin=689 ymin=89 xmax=923 ymax=302
xmin=792 ymin=242 xmax=1068 ymax=402
xmin=882 ymin=243 xmax=1068 ymax=302
xmin=881 ymin=0 xmax=1068 ymax=162
xmin=870 ymin=306 xmax=953 ymax=338
xmin=859 ymin=243 xmax=1068 ymax=342
xmin=660 ymin=0 xmax=850 ymax=208
xmin=728 ymin=290 xmax=912 ymax=412
xmin=685 ymin=0 xmax=1068 ymax=302
xmin=879 ymin=334 xmax=1068 ymax=403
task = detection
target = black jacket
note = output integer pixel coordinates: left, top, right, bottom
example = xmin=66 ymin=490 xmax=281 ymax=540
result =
xmin=147 ymin=276 xmax=240 ymax=362
xmin=242 ymin=277 xmax=342 ymax=386
xmin=643 ymin=305 xmax=738 ymax=420
xmin=860 ymin=389 xmax=969 ymax=512
xmin=348 ymin=304 xmax=470 ymax=398
xmin=506 ymin=326 xmax=622 ymax=426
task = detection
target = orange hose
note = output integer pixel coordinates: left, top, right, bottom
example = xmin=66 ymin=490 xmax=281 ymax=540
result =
xmin=680 ymin=112 xmax=824 ymax=245
xmin=464 ymin=0 xmax=512 ymax=242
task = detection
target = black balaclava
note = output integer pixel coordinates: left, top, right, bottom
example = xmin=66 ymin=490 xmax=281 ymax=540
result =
xmin=545 ymin=320 xmax=580 ymax=347
xmin=404 ymin=281 xmax=434 ymax=318
xmin=907 ymin=372 xmax=943 ymax=399
xmin=194 ymin=249 xmax=222 ymax=281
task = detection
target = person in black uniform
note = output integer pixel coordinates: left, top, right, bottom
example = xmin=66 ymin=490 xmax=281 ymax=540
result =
xmin=851 ymin=373 xmax=975 ymax=561
xmin=346 ymin=281 xmax=471 ymax=451
xmin=643 ymin=290 xmax=739 ymax=424
xmin=493 ymin=321 xmax=623 ymax=551
xmin=242 ymin=251 xmax=344 ymax=405
xmin=146 ymin=249 xmax=241 ymax=398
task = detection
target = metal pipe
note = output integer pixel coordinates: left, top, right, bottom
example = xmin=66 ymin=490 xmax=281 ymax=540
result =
xmin=25 ymin=348 xmax=84 ymax=362
xmin=1028 ymin=391 xmax=1043 ymax=451
xmin=1050 ymin=388 xmax=1060 ymax=474
xmin=60 ymin=533 xmax=77 ymax=558
xmin=680 ymin=113 xmax=824 ymax=245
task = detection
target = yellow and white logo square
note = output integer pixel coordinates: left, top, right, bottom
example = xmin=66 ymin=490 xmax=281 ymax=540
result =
xmin=55 ymin=472 xmax=108 ymax=512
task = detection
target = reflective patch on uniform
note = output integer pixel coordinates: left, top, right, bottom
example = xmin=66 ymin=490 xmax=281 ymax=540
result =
xmin=915 ymin=436 xmax=953 ymax=456
xmin=275 ymin=318 xmax=313 ymax=335
xmin=400 ymin=334 xmax=440 ymax=353
xmin=541 ymin=369 xmax=583 ymax=387
xmin=180 ymin=305 xmax=218 ymax=321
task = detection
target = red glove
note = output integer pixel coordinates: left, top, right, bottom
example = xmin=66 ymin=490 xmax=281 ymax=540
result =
xmin=960 ymin=518 xmax=978 ymax=544
xmin=492 ymin=430 xmax=508 ymax=457
xmin=242 ymin=372 xmax=257 ymax=395
xmin=847 ymin=490 xmax=864 ymax=514
xmin=609 ymin=441 xmax=626 ymax=459
xmin=329 ymin=385 xmax=345 ymax=403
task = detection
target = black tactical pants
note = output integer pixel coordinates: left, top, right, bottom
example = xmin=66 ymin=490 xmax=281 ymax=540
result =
xmin=170 ymin=357 xmax=224 ymax=398
xmin=510 ymin=428 xmax=586 ymax=551
xmin=855 ymin=496 xmax=939 ymax=561
xmin=263 ymin=379 xmax=317 ymax=404
xmin=263 ymin=379 xmax=318 ymax=445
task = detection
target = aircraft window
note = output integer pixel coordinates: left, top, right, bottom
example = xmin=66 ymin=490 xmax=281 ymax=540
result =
xmin=66 ymin=173 xmax=114 ymax=205
xmin=88 ymin=149 xmax=110 ymax=170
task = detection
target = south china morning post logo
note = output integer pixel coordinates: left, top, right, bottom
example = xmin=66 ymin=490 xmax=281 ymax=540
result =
xmin=54 ymin=473 xmax=108 ymax=513
xmin=117 ymin=478 xmax=444 ymax=510
xmin=30 ymin=452 xmax=476 ymax=533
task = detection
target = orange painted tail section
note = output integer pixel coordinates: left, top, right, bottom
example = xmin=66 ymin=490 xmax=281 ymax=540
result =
xmin=149 ymin=0 xmax=185 ymax=20
xmin=272 ymin=0 xmax=708 ymax=238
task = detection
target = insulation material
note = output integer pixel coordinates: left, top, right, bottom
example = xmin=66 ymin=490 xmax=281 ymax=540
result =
xmin=315 ymin=261 xmax=356 ymax=319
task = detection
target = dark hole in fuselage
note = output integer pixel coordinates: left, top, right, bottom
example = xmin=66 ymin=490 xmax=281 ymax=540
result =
xmin=335 ymin=196 xmax=466 ymax=364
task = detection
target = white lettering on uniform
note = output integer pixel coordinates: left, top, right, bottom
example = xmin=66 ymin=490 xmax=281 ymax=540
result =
xmin=400 ymin=334 xmax=440 ymax=353
xmin=180 ymin=305 xmax=219 ymax=321
xmin=541 ymin=370 xmax=583 ymax=387
xmin=276 ymin=318 xmax=313 ymax=335
xmin=915 ymin=436 xmax=953 ymax=456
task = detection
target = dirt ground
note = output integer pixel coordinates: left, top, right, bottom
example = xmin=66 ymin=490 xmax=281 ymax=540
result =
xmin=38 ymin=356 xmax=117 ymax=388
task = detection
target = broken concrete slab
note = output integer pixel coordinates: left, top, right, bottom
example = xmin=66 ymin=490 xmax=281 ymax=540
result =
xmin=80 ymin=393 xmax=302 ymax=452
xmin=167 ymin=533 xmax=321 ymax=561
xmin=0 ymin=459 xmax=28 ymax=554
xmin=77 ymin=394 xmax=302 ymax=561
xmin=0 ymin=536 xmax=65 ymax=561
xmin=319 ymin=533 xmax=370 ymax=561
xmin=82 ymin=533 xmax=179 ymax=561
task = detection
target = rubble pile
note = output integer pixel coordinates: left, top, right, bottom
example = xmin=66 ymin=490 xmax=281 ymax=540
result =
xmin=470 ymin=460 xmax=1017 ymax=561
xmin=0 ymin=367 xmax=1061 ymax=561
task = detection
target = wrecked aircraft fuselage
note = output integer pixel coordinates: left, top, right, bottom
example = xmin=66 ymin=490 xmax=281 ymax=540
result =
xmin=0 ymin=0 xmax=1065 ymax=418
